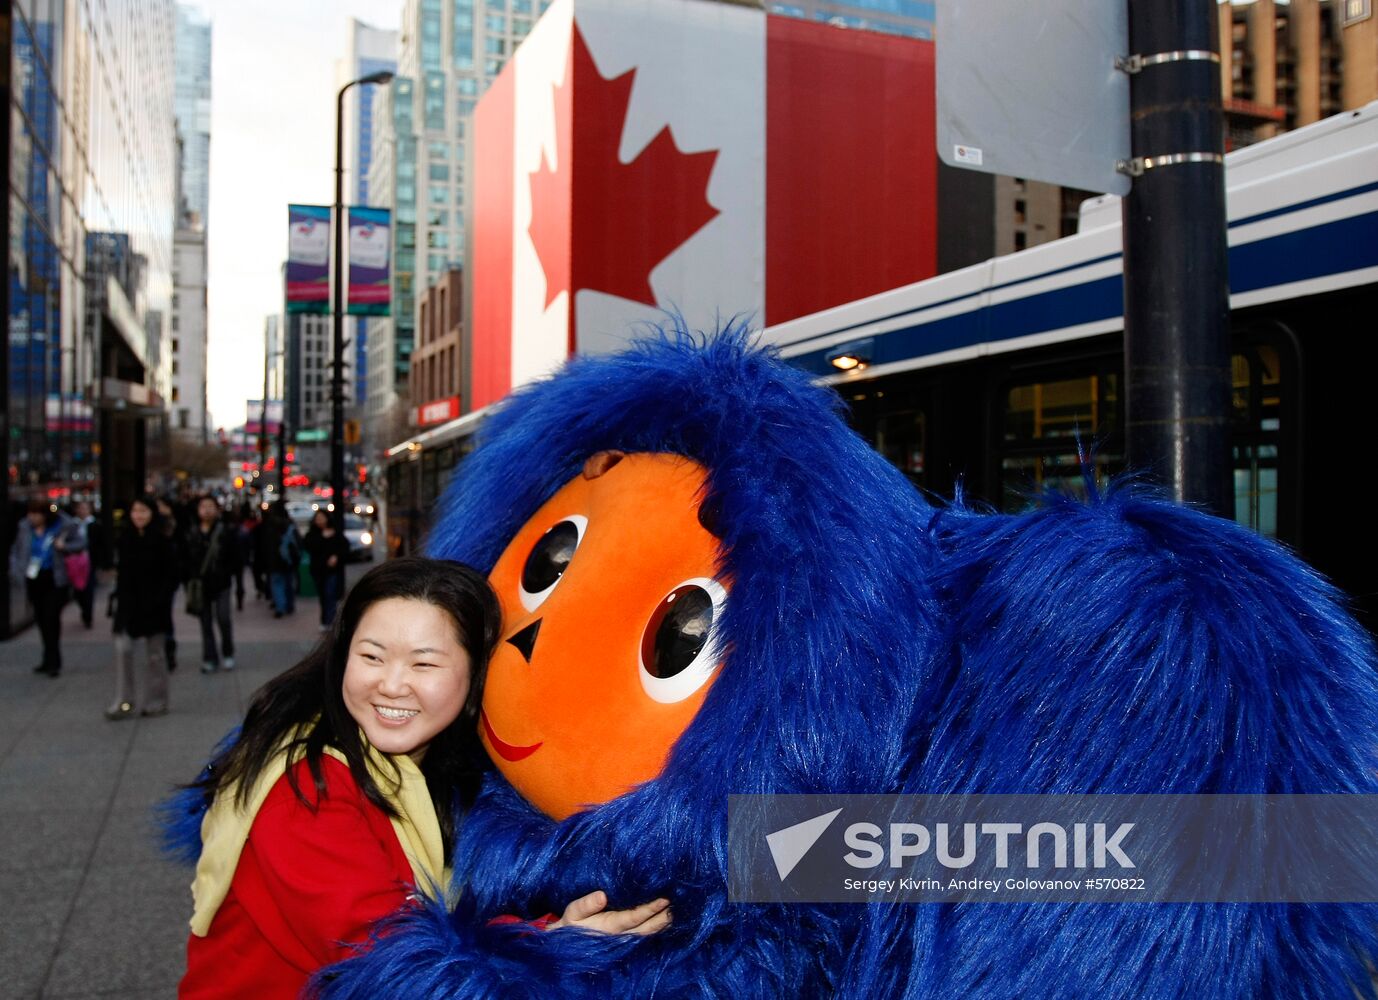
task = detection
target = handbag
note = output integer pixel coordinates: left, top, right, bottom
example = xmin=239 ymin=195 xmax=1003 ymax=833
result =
xmin=184 ymin=578 xmax=205 ymax=617
xmin=185 ymin=524 xmax=220 ymax=616
xmin=64 ymin=550 xmax=91 ymax=592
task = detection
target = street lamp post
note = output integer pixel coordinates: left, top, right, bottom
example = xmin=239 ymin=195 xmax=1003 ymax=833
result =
xmin=332 ymin=70 xmax=393 ymax=532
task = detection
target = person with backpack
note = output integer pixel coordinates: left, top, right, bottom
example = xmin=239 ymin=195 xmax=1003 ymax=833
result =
xmin=185 ymin=495 xmax=239 ymax=673
xmin=13 ymin=497 xmax=85 ymax=676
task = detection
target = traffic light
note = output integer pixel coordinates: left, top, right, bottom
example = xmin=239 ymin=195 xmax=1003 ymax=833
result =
xmin=233 ymin=476 xmax=245 ymax=490
xmin=344 ymin=420 xmax=361 ymax=446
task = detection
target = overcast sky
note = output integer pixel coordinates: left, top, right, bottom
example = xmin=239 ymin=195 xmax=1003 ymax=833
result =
xmin=200 ymin=0 xmax=401 ymax=430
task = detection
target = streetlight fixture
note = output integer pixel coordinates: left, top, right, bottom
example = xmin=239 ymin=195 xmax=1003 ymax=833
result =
xmin=332 ymin=69 xmax=394 ymax=531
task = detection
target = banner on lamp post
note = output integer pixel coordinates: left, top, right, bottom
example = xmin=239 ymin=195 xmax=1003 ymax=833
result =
xmin=347 ymin=206 xmax=391 ymax=316
xmin=286 ymin=205 xmax=331 ymax=314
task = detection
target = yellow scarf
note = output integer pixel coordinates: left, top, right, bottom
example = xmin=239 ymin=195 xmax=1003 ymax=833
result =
xmin=189 ymin=727 xmax=448 ymax=937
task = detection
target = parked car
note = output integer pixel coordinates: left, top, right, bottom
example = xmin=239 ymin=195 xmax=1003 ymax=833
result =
xmin=343 ymin=513 xmax=375 ymax=562
xmin=284 ymin=500 xmax=315 ymax=530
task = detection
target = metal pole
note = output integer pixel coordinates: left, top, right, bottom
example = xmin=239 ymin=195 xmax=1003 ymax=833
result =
xmin=1121 ymin=0 xmax=1232 ymax=515
xmin=331 ymin=83 xmax=349 ymax=533
xmin=260 ymin=324 xmax=269 ymax=492
xmin=332 ymin=70 xmax=390 ymax=532
xmin=277 ymin=359 xmax=287 ymax=497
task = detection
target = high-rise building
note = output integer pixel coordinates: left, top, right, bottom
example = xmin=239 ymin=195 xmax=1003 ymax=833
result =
xmin=766 ymin=0 xmax=933 ymax=38
xmin=3 ymin=0 xmax=179 ymax=636
xmin=285 ymin=311 xmax=338 ymax=480
xmin=172 ymin=4 xmax=212 ymax=442
xmin=339 ymin=19 xmax=398 ymax=413
xmin=364 ymin=0 xmax=546 ymax=454
xmin=1219 ymin=0 xmax=1378 ymax=148
xmin=174 ymin=4 xmax=212 ymax=228
xmin=172 ymin=226 xmax=208 ymax=437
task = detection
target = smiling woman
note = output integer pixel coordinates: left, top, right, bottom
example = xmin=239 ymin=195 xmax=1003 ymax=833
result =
xmin=177 ymin=558 xmax=499 ymax=1000
xmin=172 ymin=557 xmax=670 ymax=999
xmin=343 ymin=598 xmax=474 ymax=759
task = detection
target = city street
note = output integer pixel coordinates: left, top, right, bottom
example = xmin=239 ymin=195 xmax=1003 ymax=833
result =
xmin=0 ymin=564 xmax=368 ymax=1000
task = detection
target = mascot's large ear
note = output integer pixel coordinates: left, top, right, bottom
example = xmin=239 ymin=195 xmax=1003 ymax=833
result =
xmin=582 ymin=451 xmax=625 ymax=480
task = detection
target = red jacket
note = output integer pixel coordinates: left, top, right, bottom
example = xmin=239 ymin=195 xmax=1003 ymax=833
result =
xmin=180 ymin=756 xmax=415 ymax=999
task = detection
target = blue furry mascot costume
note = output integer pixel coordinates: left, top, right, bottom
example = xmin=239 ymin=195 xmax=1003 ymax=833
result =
xmin=307 ymin=328 xmax=1378 ymax=999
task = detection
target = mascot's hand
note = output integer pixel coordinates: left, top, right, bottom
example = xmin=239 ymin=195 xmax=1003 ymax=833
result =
xmin=550 ymin=891 xmax=672 ymax=935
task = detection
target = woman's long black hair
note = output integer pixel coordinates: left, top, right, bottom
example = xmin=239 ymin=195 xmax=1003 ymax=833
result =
xmin=192 ymin=556 xmax=500 ymax=854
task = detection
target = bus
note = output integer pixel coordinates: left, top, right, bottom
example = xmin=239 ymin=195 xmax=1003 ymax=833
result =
xmin=761 ymin=101 xmax=1378 ymax=624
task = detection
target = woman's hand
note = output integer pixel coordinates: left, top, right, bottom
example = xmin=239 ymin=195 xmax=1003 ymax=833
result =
xmin=549 ymin=890 xmax=671 ymax=935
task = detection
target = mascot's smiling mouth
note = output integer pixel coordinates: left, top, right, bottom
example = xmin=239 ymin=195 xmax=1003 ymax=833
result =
xmin=481 ymin=710 xmax=543 ymax=762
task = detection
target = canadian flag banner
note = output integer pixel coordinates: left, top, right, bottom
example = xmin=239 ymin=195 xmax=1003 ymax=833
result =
xmin=470 ymin=0 xmax=936 ymax=410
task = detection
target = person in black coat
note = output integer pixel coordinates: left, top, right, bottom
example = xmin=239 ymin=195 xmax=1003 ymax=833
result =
xmin=185 ymin=495 xmax=240 ymax=673
xmin=107 ymin=495 xmax=176 ymax=719
xmin=156 ymin=496 xmax=185 ymax=671
xmin=302 ymin=510 xmax=350 ymax=631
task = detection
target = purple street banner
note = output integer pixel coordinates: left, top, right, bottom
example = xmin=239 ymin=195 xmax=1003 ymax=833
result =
xmin=286 ymin=205 xmax=331 ymax=315
xmin=347 ymin=206 xmax=391 ymax=317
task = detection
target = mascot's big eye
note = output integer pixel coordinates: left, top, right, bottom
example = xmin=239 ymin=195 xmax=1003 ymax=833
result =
xmin=519 ymin=515 xmax=588 ymax=611
xmin=639 ymin=577 xmax=727 ymax=704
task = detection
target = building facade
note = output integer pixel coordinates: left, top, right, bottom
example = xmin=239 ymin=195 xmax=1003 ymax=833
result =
xmin=284 ymin=310 xmax=336 ymax=481
xmin=171 ymin=226 xmax=208 ymax=436
xmin=4 ymin=0 xmax=179 ymax=636
xmin=1220 ymin=0 xmax=1378 ymax=148
xmin=411 ymin=269 xmax=463 ymax=425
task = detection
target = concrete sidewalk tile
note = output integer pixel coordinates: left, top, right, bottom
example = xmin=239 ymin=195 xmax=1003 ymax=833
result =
xmin=42 ymin=861 xmax=190 ymax=998
xmin=8 ymin=715 xmax=133 ymax=759
xmin=43 ymin=991 xmax=177 ymax=1000
xmin=0 ymin=753 xmax=123 ymax=811
xmin=112 ymin=754 xmax=200 ymax=809
xmin=0 ymin=866 xmax=84 ymax=1000
xmin=92 ymin=805 xmax=186 ymax=872
xmin=0 ymin=808 xmax=106 ymax=874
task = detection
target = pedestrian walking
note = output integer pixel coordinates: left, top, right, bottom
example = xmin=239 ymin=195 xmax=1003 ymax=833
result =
xmin=302 ymin=509 xmax=349 ymax=631
xmin=157 ymin=496 xmax=185 ymax=672
xmin=225 ymin=506 xmax=248 ymax=611
xmin=237 ymin=503 xmax=264 ymax=604
xmin=185 ymin=495 xmax=238 ymax=673
xmin=264 ymin=503 xmax=300 ymax=618
xmin=251 ymin=504 xmax=275 ymax=601
xmin=70 ymin=499 xmax=99 ymax=628
xmin=12 ymin=497 xmax=84 ymax=676
xmin=106 ymin=495 xmax=175 ymax=719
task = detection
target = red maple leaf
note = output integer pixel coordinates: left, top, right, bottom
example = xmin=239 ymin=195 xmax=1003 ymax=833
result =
xmin=527 ymin=24 xmax=720 ymax=314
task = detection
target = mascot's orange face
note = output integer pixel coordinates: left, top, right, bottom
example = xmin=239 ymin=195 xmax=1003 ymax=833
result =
xmin=479 ymin=451 xmax=727 ymax=820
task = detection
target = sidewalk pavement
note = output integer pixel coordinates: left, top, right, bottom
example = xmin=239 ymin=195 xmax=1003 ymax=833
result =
xmin=0 ymin=571 xmax=354 ymax=1000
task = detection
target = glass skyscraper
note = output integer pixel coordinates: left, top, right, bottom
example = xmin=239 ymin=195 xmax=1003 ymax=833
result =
xmin=364 ymin=0 xmax=547 ymax=452
xmin=4 ymin=0 xmax=178 ymax=635
xmin=174 ymin=3 xmax=211 ymax=228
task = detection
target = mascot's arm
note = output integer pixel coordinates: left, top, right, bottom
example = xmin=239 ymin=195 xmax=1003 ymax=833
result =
xmin=308 ymin=891 xmax=641 ymax=1000
xmin=844 ymin=486 xmax=1378 ymax=1000
xmin=311 ymin=888 xmax=825 ymax=1000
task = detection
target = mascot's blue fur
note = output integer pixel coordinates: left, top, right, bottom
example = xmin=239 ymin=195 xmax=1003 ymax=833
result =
xmin=286 ymin=326 xmax=1375 ymax=998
